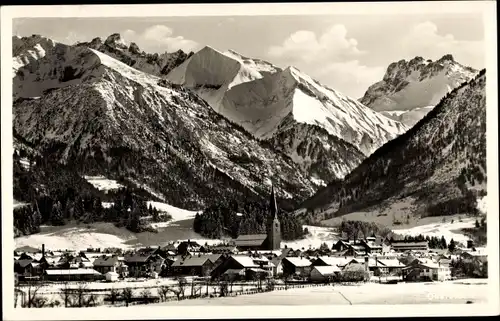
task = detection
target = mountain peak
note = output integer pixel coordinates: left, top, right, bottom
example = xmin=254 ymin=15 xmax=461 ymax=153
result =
xmin=360 ymin=54 xmax=477 ymax=113
xmin=104 ymin=33 xmax=128 ymax=50
xmin=437 ymin=54 xmax=455 ymax=63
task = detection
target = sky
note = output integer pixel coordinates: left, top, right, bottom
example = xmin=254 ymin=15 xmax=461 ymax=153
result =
xmin=13 ymin=14 xmax=485 ymax=98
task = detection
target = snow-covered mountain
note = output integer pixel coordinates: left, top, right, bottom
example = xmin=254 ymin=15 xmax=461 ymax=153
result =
xmin=298 ymin=70 xmax=486 ymax=224
xmin=12 ymin=37 xmax=320 ymax=210
xmin=360 ymin=55 xmax=478 ymax=127
xmin=167 ymin=46 xmax=408 ymax=180
xmin=76 ymin=33 xmax=194 ymax=77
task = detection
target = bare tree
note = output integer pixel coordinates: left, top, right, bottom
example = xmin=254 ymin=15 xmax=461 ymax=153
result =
xmin=122 ymin=287 xmax=133 ymax=307
xmin=73 ymin=284 xmax=88 ymax=308
xmin=107 ymin=287 xmax=120 ymax=306
xmin=60 ymin=283 xmax=73 ymax=307
xmin=218 ymin=280 xmax=228 ymax=297
xmin=158 ymin=286 xmax=170 ymax=302
xmin=24 ymin=280 xmax=46 ymax=308
xmin=176 ymin=277 xmax=187 ymax=299
xmin=140 ymin=288 xmax=152 ymax=304
xmin=190 ymin=281 xmax=202 ymax=298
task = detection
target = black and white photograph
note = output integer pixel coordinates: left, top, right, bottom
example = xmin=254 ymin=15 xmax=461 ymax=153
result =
xmin=1 ymin=1 xmax=499 ymax=319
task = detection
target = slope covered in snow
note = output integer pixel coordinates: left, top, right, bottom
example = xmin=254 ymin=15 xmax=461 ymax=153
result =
xmin=12 ymin=37 xmax=318 ymax=212
xmin=299 ymin=70 xmax=486 ymax=224
xmin=168 ymin=47 xmax=407 ymax=181
xmin=381 ymin=106 xmax=434 ymax=128
xmin=360 ymin=55 xmax=477 ymax=114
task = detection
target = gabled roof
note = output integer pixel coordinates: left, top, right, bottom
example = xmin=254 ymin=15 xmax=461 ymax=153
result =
xmin=234 ymin=234 xmax=268 ymax=247
xmin=377 ymin=259 xmax=405 ymax=268
xmin=124 ymin=254 xmax=152 ymax=263
xmin=16 ymin=259 xmax=34 ymax=268
xmin=315 ymin=256 xmax=349 ymax=267
xmin=93 ymin=256 xmax=120 ymax=267
xmin=45 ymin=269 xmax=102 ymax=276
xmin=171 ymin=256 xmax=211 ymax=267
xmin=391 ymin=241 xmax=428 ymax=247
xmin=283 ymin=257 xmax=311 ymax=267
xmin=231 ymin=255 xmax=259 ymax=268
xmin=206 ymin=254 xmax=223 ymax=264
xmin=312 ymin=265 xmax=341 ymax=275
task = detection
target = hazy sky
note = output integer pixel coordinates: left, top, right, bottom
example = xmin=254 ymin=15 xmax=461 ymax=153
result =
xmin=13 ymin=14 xmax=485 ymax=98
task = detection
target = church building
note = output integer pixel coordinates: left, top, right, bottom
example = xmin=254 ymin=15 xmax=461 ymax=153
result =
xmin=232 ymin=185 xmax=282 ymax=251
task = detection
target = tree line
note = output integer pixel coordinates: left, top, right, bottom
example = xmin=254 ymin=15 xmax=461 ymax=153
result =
xmin=193 ymin=199 xmax=306 ymax=241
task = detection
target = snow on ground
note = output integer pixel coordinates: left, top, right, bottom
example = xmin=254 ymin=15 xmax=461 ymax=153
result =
xmin=146 ymin=201 xmax=199 ymax=223
xmin=14 ymin=226 xmax=133 ymax=251
xmin=83 ymin=175 xmax=124 ymax=191
xmin=155 ymin=279 xmax=488 ymax=306
xmin=14 ymin=200 xmax=30 ymax=209
xmin=282 ymin=225 xmax=339 ymax=250
xmin=102 ymin=202 xmax=114 ymax=209
xmin=393 ymin=218 xmax=476 ymax=245
xmin=476 ymin=195 xmax=487 ymax=214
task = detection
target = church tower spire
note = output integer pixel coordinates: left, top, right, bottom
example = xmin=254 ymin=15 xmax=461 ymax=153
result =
xmin=267 ymin=183 xmax=281 ymax=250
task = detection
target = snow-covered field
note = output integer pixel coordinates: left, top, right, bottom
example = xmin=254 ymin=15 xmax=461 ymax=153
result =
xmin=282 ymin=225 xmax=339 ymax=250
xmin=393 ymin=217 xmax=477 ymax=244
xmin=83 ymin=176 xmax=124 ymax=191
xmin=155 ymin=279 xmax=488 ymax=305
xmin=14 ymin=224 xmax=135 ymax=251
xmin=147 ymin=201 xmax=199 ymax=225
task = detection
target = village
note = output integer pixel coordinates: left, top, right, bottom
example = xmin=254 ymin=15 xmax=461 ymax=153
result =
xmin=14 ymin=189 xmax=488 ymax=308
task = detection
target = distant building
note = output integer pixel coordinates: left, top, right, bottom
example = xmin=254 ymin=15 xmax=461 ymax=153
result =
xmin=282 ymin=257 xmax=312 ymax=278
xmin=390 ymin=241 xmax=429 ymax=252
xmin=310 ymin=265 xmax=341 ymax=282
xmin=44 ymin=269 xmax=104 ymax=282
xmin=403 ymin=258 xmax=451 ymax=282
xmin=171 ymin=255 xmax=215 ymax=277
xmin=233 ymin=185 xmax=282 ymax=251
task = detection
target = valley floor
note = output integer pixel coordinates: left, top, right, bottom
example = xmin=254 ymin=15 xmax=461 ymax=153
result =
xmin=154 ymin=279 xmax=488 ymax=306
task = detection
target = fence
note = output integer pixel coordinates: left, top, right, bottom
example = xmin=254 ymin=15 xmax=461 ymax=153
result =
xmin=16 ymin=278 xmax=342 ymax=308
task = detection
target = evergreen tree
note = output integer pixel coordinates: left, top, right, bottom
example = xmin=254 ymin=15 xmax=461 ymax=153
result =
xmin=448 ymin=239 xmax=456 ymax=252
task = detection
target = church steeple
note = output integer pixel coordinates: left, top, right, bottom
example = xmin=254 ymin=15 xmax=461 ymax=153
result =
xmin=270 ymin=184 xmax=278 ymax=220
xmin=267 ymin=183 xmax=281 ymax=250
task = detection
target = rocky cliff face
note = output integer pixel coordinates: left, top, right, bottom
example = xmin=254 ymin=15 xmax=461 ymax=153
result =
xmin=299 ymin=70 xmax=486 ymax=224
xmin=359 ymin=55 xmax=477 ymax=127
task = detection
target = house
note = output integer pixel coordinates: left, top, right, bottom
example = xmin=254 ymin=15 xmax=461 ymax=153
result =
xmin=460 ymin=248 xmax=487 ymax=263
xmin=390 ymin=241 xmax=429 ymax=252
xmin=233 ymin=234 xmax=269 ymax=251
xmin=105 ymin=271 xmax=119 ymax=282
xmin=376 ymin=258 xmax=406 ymax=275
xmin=93 ymin=255 xmax=128 ymax=276
xmin=310 ymin=265 xmax=341 ymax=282
xmin=176 ymin=240 xmax=204 ymax=255
xmin=171 ymin=255 xmax=214 ymax=277
xmin=332 ymin=240 xmax=351 ymax=252
xmin=209 ymin=245 xmax=238 ymax=254
xmin=403 ymin=259 xmax=451 ymax=282
xmin=359 ymin=239 xmax=383 ymax=254
xmin=312 ymin=256 xmax=350 ymax=269
xmin=282 ymin=257 xmax=312 ymax=278
xmin=44 ymin=269 xmax=104 ymax=282
xmin=250 ymin=255 xmax=275 ymax=277
xmin=14 ymin=259 xmax=43 ymax=279
xmin=211 ymin=255 xmax=259 ymax=279
xmin=124 ymin=253 xmax=165 ymax=277
xmin=56 ymin=253 xmax=93 ymax=269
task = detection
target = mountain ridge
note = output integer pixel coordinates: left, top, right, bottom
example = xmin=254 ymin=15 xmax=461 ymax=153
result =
xmin=298 ymin=69 xmax=486 ymax=224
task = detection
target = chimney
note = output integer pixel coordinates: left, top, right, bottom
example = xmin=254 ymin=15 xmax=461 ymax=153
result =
xmin=42 ymin=244 xmax=45 ymax=258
